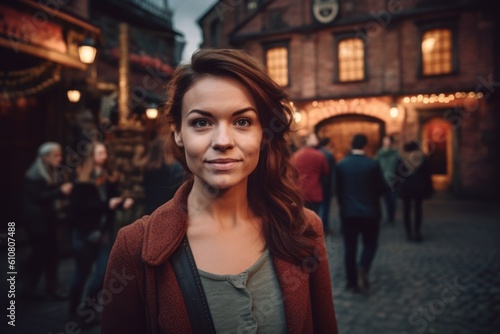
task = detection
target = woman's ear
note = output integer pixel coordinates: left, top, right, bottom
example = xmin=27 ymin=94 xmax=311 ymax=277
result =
xmin=174 ymin=130 xmax=184 ymax=147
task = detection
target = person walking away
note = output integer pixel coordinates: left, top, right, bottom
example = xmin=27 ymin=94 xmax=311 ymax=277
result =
xmin=317 ymin=137 xmax=336 ymax=234
xmin=335 ymin=134 xmax=388 ymax=294
xmin=23 ymin=142 xmax=73 ymax=299
xmin=68 ymin=142 xmax=134 ymax=324
xmin=375 ymin=135 xmax=400 ymax=224
xmin=141 ymin=136 xmax=184 ymax=215
xmin=291 ymin=132 xmax=329 ymax=215
xmin=396 ymin=141 xmax=433 ymax=242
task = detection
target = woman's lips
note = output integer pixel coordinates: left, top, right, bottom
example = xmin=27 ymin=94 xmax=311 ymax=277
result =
xmin=205 ymin=159 xmax=241 ymax=171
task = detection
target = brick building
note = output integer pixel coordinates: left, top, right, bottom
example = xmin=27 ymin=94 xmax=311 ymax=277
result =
xmin=198 ymin=0 xmax=500 ymax=197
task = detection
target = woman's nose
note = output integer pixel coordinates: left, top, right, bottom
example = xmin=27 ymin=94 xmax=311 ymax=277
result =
xmin=212 ymin=124 xmax=234 ymax=151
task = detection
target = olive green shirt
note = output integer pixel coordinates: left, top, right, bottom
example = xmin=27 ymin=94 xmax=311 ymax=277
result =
xmin=199 ymin=249 xmax=287 ymax=333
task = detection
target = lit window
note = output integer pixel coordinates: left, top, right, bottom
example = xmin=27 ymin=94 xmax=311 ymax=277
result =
xmin=338 ymin=38 xmax=364 ymax=82
xmin=422 ymin=28 xmax=452 ymax=75
xmin=266 ymin=46 xmax=289 ymax=86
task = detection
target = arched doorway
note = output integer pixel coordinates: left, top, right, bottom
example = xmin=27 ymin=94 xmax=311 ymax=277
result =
xmin=315 ymin=114 xmax=385 ymax=160
xmin=421 ymin=118 xmax=454 ymax=191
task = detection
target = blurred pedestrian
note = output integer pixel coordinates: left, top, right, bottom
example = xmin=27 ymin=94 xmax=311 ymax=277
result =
xmin=141 ymin=136 xmax=184 ymax=215
xmin=335 ymin=134 xmax=388 ymax=293
xmin=291 ymin=132 xmax=329 ymax=214
xmin=68 ymin=142 xmax=134 ymax=322
xmin=317 ymin=137 xmax=336 ymax=234
xmin=396 ymin=141 xmax=433 ymax=242
xmin=22 ymin=142 xmax=73 ymax=299
xmin=102 ymin=48 xmax=337 ymax=333
xmin=375 ymin=135 xmax=400 ymax=224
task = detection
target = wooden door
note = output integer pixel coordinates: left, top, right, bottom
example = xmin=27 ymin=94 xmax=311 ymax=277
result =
xmin=421 ymin=118 xmax=453 ymax=191
xmin=316 ymin=114 xmax=384 ymax=161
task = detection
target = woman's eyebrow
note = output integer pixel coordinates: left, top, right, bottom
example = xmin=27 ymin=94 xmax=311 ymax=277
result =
xmin=187 ymin=107 xmax=257 ymax=117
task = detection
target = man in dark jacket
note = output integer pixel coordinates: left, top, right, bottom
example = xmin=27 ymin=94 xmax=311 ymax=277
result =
xmin=335 ymin=134 xmax=388 ymax=293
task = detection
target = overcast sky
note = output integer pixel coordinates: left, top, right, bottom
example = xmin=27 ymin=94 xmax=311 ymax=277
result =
xmin=170 ymin=0 xmax=218 ymax=62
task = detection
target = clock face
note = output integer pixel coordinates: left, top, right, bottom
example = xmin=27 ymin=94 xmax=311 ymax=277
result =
xmin=312 ymin=0 xmax=340 ymax=24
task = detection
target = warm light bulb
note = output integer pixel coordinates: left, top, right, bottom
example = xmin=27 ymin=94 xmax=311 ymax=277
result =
xmin=78 ymin=45 xmax=97 ymax=64
xmin=67 ymin=90 xmax=81 ymax=102
xmin=146 ymin=107 xmax=158 ymax=119
xmin=389 ymin=106 xmax=399 ymax=118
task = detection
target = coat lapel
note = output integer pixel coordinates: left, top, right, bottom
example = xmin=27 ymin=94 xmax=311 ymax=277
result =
xmin=141 ymin=180 xmax=192 ymax=266
xmin=273 ymin=256 xmax=311 ymax=333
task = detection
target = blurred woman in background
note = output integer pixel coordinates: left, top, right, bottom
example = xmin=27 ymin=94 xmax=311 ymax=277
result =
xmin=141 ymin=136 xmax=184 ymax=215
xmin=68 ymin=142 xmax=133 ymax=320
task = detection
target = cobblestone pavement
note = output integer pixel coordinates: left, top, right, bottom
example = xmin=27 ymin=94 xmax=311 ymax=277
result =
xmin=327 ymin=197 xmax=500 ymax=334
xmin=4 ymin=197 xmax=500 ymax=334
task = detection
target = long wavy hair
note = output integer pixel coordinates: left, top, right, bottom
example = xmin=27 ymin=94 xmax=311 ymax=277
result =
xmin=76 ymin=142 xmax=113 ymax=184
xmin=163 ymin=48 xmax=318 ymax=265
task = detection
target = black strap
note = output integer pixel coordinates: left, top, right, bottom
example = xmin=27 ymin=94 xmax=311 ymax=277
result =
xmin=170 ymin=237 xmax=216 ymax=333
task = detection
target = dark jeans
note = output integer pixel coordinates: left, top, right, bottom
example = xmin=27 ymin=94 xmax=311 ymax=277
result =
xmin=318 ymin=197 xmax=332 ymax=233
xmin=69 ymin=230 xmax=110 ymax=314
xmin=342 ymin=217 xmax=380 ymax=288
xmin=383 ymin=191 xmax=398 ymax=223
xmin=403 ymin=198 xmax=423 ymax=237
xmin=24 ymin=226 xmax=59 ymax=294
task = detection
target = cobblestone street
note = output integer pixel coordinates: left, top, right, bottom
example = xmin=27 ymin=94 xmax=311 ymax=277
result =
xmin=6 ymin=196 xmax=500 ymax=334
xmin=328 ymin=197 xmax=500 ymax=334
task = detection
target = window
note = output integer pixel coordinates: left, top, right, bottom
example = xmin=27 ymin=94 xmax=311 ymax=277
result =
xmin=421 ymin=28 xmax=452 ymax=76
xmin=338 ymin=38 xmax=365 ymax=82
xmin=266 ymin=46 xmax=289 ymax=86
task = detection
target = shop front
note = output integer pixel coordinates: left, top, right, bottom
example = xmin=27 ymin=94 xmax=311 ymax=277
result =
xmin=0 ymin=0 xmax=100 ymax=219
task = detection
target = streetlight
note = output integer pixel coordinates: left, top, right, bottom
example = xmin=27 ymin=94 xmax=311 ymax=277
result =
xmin=78 ymin=37 xmax=97 ymax=64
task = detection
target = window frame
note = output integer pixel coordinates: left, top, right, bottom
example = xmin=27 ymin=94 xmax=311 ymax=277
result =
xmin=263 ymin=40 xmax=291 ymax=87
xmin=416 ymin=18 xmax=459 ymax=78
xmin=333 ymin=32 xmax=368 ymax=84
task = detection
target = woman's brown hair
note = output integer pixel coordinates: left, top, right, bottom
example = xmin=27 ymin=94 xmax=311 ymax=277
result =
xmin=76 ymin=142 xmax=112 ymax=183
xmin=163 ymin=48 xmax=318 ymax=265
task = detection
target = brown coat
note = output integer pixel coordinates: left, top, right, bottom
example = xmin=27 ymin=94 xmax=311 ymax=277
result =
xmin=102 ymin=181 xmax=338 ymax=333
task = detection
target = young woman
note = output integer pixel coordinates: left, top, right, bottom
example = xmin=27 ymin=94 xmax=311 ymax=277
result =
xmin=102 ymin=49 xmax=338 ymax=333
xmin=23 ymin=142 xmax=72 ymax=298
xmin=141 ymin=136 xmax=184 ymax=215
xmin=68 ymin=142 xmax=133 ymax=317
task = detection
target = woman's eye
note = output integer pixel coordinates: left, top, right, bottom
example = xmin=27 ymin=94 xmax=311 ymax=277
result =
xmin=191 ymin=119 xmax=211 ymax=128
xmin=235 ymin=118 xmax=252 ymax=127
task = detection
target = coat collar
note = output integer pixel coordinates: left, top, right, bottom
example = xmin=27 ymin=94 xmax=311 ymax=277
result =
xmin=141 ymin=180 xmax=193 ymax=266
xmin=140 ymin=179 xmax=311 ymax=331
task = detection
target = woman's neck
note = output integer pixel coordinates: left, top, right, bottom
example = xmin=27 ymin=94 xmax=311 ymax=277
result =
xmin=188 ymin=178 xmax=253 ymax=229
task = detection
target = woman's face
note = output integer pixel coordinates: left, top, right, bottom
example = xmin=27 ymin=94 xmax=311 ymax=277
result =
xmin=175 ymin=75 xmax=263 ymax=190
xmin=44 ymin=148 xmax=62 ymax=168
xmin=93 ymin=144 xmax=108 ymax=167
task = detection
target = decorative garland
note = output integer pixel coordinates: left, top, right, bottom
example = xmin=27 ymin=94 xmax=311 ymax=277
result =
xmin=0 ymin=63 xmax=61 ymax=100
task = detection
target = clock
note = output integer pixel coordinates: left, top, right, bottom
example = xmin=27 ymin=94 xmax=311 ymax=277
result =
xmin=312 ymin=0 xmax=340 ymax=24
